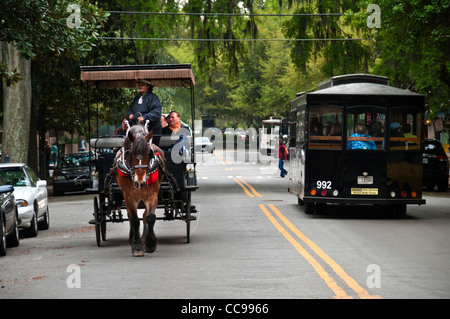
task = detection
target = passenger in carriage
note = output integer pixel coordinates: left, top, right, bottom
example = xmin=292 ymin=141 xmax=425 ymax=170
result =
xmin=309 ymin=117 xmax=322 ymax=136
xmin=371 ymin=121 xmax=384 ymax=137
xmin=161 ymin=114 xmax=168 ymax=129
xmin=114 ymin=116 xmax=128 ymax=137
xmin=322 ymin=121 xmax=333 ymax=136
xmin=389 ymin=122 xmax=406 ymax=148
xmin=161 ymin=111 xmax=191 ymax=156
xmin=127 ymin=79 xmax=162 ymax=146
xmin=347 ymin=123 xmax=377 ymax=150
xmin=162 ymin=111 xmax=190 ymax=135
xmin=330 ymin=122 xmax=342 ymax=136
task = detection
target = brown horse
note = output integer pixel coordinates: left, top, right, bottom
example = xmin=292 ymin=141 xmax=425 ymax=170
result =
xmin=116 ymin=125 xmax=164 ymax=257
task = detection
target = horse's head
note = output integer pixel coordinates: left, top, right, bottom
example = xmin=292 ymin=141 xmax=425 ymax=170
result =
xmin=126 ymin=126 xmax=155 ymax=190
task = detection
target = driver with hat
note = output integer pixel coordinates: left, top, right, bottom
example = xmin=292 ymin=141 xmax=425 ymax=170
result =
xmin=127 ymin=79 xmax=162 ymax=145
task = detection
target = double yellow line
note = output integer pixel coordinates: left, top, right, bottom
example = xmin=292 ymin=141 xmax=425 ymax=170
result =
xmin=233 ymin=177 xmax=381 ymax=299
xmin=233 ymin=178 xmax=262 ymax=198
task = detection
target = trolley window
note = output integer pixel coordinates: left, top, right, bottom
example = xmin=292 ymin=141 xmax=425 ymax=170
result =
xmin=346 ymin=106 xmax=385 ymax=150
xmin=308 ymin=106 xmax=343 ymax=149
xmin=389 ymin=107 xmax=421 ymax=151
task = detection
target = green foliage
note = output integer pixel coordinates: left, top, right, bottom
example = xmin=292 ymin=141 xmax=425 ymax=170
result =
xmin=282 ymin=1 xmax=370 ymax=76
xmin=350 ymin=0 xmax=449 ymax=119
xmin=3 ymin=0 xmax=448 ymax=136
xmin=0 ymin=0 xmax=109 ymax=62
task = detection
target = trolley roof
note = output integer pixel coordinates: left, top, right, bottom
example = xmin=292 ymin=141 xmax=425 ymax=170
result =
xmin=80 ymin=64 xmax=195 ymax=89
xmin=317 ymin=73 xmax=389 ymax=90
xmin=310 ymin=82 xmax=423 ymax=97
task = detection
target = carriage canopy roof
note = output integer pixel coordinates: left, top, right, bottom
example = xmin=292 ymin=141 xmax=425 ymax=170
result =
xmin=80 ymin=64 xmax=195 ymax=89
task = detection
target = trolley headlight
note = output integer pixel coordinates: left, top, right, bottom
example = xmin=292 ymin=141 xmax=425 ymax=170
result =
xmin=390 ymin=191 xmax=396 ymax=198
xmin=332 ymin=190 xmax=339 ymax=197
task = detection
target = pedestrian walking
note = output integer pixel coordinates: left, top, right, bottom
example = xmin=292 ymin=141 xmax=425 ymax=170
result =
xmin=278 ymin=139 xmax=288 ymax=177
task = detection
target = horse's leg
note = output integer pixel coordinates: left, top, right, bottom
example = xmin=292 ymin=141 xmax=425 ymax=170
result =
xmin=143 ymin=204 xmax=157 ymax=253
xmin=126 ymin=203 xmax=144 ymax=257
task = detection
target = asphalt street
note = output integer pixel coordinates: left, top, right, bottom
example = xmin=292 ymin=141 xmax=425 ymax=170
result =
xmin=1 ymin=150 xmax=449 ymax=301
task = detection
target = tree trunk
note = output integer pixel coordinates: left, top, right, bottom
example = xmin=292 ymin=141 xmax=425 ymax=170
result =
xmin=0 ymin=42 xmax=32 ymax=164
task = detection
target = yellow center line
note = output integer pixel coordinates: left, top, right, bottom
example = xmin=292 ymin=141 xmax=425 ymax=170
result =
xmin=214 ymin=150 xmax=229 ymax=164
xmin=232 ymin=177 xmax=381 ymax=298
xmin=267 ymin=204 xmax=382 ymax=299
xmin=258 ymin=204 xmax=351 ymax=299
xmin=233 ymin=178 xmax=254 ymax=197
xmin=238 ymin=178 xmax=263 ymax=197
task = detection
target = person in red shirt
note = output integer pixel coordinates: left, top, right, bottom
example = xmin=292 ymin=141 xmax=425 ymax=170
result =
xmin=278 ymin=139 xmax=288 ymax=177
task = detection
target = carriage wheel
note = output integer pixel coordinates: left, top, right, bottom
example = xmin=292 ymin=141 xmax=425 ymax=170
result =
xmin=100 ymin=196 xmax=108 ymax=241
xmin=184 ymin=192 xmax=191 ymax=243
xmin=93 ymin=196 xmax=102 ymax=247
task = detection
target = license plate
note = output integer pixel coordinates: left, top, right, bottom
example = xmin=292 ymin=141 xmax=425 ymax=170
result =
xmin=351 ymin=188 xmax=378 ymax=195
xmin=357 ymin=176 xmax=373 ymax=184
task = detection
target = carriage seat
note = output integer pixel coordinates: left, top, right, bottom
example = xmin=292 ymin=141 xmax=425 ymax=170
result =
xmin=90 ymin=136 xmax=124 ymax=149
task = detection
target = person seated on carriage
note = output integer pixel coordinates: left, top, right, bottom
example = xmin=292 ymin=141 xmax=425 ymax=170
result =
xmin=127 ymin=79 xmax=162 ymax=146
xmin=347 ymin=123 xmax=377 ymax=150
xmin=160 ymin=111 xmax=191 ymax=157
xmin=114 ymin=116 xmax=128 ymax=137
xmin=162 ymin=111 xmax=191 ymax=136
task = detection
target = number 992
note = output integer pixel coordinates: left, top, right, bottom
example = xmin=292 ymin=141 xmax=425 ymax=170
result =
xmin=316 ymin=180 xmax=331 ymax=189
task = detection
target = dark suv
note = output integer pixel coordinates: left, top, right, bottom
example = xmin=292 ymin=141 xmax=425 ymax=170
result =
xmin=423 ymin=139 xmax=449 ymax=192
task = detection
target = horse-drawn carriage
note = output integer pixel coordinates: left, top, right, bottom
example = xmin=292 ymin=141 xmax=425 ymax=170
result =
xmin=80 ymin=64 xmax=198 ymax=256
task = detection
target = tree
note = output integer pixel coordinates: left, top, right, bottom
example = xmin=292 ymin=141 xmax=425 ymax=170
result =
xmin=368 ymin=0 xmax=449 ymax=119
xmin=282 ymin=0 xmax=370 ymax=76
xmin=0 ymin=0 xmax=108 ymax=167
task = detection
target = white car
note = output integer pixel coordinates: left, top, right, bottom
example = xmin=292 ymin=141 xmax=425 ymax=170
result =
xmin=195 ymin=137 xmax=215 ymax=153
xmin=0 ymin=163 xmax=49 ymax=237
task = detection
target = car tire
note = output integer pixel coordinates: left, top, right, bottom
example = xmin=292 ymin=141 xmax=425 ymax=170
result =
xmin=6 ymin=212 xmax=20 ymax=248
xmin=38 ymin=207 xmax=50 ymax=230
xmin=24 ymin=209 xmax=38 ymax=238
xmin=0 ymin=215 xmax=7 ymax=257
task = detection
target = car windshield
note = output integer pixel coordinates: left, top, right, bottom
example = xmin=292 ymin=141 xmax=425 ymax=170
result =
xmin=0 ymin=167 xmax=29 ymax=187
xmin=58 ymin=154 xmax=92 ymax=168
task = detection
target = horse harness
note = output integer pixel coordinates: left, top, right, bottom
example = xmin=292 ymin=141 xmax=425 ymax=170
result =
xmin=116 ymin=144 xmax=161 ymax=186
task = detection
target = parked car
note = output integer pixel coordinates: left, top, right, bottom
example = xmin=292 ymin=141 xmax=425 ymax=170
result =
xmin=0 ymin=176 xmax=20 ymax=257
xmin=52 ymin=152 xmax=94 ymax=195
xmin=195 ymin=137 xmax=215 ymax=153
xmin=0 ymin=163 xmax=49 ymax=238
xmin=423 ymin=139 xmax=449 ymax=192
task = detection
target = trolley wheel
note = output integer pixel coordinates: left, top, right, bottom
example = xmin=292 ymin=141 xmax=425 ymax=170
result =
xmin=392 ymin=204 xmax=407 ymax=217
xmin=304 ymin=202 xmax=315 ymax=214
xmin=93 ymin=196 xmax=102 ymax=247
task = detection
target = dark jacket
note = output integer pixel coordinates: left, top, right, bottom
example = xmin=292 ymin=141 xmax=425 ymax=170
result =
xmin=127 ymin=92 xmax=162 ymax=131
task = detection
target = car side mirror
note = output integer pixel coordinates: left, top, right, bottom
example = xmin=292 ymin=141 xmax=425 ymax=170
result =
xmin=36 ymin=180 xmax=47 ymax=187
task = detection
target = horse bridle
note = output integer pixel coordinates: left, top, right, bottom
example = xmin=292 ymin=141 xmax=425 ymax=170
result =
xmin=120 ymin=120 xmax=159 ymax=188
xmin=129 ymin=150 xmax=158 ymax=186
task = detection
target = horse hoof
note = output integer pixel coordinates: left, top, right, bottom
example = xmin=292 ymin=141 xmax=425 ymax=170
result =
xmin=144 ymin=243 xmax=157 ymax=253
xmin=132 ymin=250 xmax=145 ymax=257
